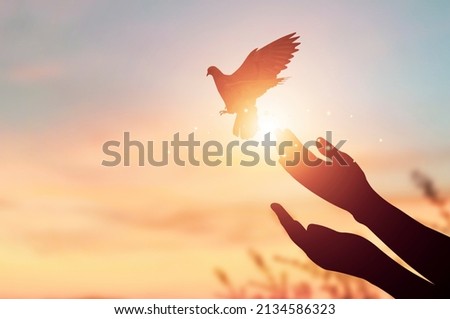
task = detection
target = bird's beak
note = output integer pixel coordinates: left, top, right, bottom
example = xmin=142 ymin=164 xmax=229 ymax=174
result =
xmin=206 ymin=71 xmax=210 ymax=77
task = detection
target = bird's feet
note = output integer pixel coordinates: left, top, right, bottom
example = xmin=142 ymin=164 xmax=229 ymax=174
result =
xmin=219 ymin=109 xmax=229 ymax=116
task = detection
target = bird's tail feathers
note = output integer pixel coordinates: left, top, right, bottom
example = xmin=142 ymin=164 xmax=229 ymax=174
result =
xmin=233 ymin=106 xmax=258 ymax=139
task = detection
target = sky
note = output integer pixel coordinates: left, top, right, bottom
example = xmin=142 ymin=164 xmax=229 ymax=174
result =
xmin=0 ymin=0 xmax=450 ymax=297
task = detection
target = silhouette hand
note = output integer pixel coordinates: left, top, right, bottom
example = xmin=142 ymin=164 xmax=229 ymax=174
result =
xmin=270 ymin=203 xmax=436 ymax=298
xmin=277 ymin=129 xmax=375 ymax=214
xmin=271 ymin=203 xmax=381 ymax=275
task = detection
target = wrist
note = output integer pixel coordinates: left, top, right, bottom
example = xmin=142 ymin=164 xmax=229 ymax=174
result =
xmin=350 ymin=188 xmax=387 ymax=224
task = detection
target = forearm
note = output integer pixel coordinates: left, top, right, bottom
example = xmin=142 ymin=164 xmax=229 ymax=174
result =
xmin=352 ymin=191 xmax=450 ymax=285
xmin=361 ymin=252 xmax=435 ymax=298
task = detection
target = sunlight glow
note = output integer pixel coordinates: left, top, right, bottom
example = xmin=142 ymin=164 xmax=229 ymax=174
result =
xmin=257 ymin=112 xmax=281 ymax=138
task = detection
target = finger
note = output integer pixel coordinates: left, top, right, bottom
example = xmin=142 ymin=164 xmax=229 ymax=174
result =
xmin=316 ymin=137 xmax=354 ymax=166
xmin=270 ymin=203 xmax=307 ymax=247
xmin=276 ymin=129 xmax=320 ymax=170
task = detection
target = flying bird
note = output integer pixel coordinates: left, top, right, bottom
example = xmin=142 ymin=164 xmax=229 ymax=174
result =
xmin=207 ymin=33 xmax=300 ymax=139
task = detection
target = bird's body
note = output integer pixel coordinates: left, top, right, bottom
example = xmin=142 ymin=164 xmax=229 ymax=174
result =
xmin=207 ymin=33 xmax=300 ymax=139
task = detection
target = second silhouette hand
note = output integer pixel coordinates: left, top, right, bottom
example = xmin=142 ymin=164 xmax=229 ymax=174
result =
xmin=271 ymin=129 xmax=450 ymax=298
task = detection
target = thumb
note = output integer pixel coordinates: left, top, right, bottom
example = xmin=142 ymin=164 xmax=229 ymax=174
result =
xmin=270 ymin=203 xmax=307 ymax=247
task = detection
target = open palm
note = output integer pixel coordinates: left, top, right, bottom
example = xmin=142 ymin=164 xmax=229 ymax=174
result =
xmin=277 ymin=129 xmax=375 ymax=213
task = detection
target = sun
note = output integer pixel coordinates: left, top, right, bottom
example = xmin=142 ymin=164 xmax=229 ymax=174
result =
xmin=256 ymin=111 xmax=280 ymax=139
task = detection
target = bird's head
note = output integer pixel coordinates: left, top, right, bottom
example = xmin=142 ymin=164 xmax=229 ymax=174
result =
xmin=206 ymin=66 xmax=219 ymax=77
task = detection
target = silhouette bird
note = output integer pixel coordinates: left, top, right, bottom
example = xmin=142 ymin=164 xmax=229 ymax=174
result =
xmin=207 ymin=33 xmax=300 ymax=139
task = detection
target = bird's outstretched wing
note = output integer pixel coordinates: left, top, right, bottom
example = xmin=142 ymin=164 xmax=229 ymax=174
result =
xmin=232 ymin=33 xmax=300 ymax=82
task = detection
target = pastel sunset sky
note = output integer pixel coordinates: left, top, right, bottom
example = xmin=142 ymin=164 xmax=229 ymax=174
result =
xmin=0 ymin=0 xmax=449 ymax=297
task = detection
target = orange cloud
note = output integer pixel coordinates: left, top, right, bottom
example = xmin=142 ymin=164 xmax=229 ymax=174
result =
xmin=9 ymin=62 xmax=64 ymax=83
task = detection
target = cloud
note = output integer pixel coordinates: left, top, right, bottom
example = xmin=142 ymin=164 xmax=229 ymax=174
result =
xmin=103 ymin=208 xmax=213 ymax=235
xmin=98 ymin=203 xmax=277 ymax=246
xmin=8 ymin=62 xmax=64 ymax=83
xmin=0 ymin=198 xmax=14 ymax=210
xmin=25 ymin=230 xmax=100 ymax=253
